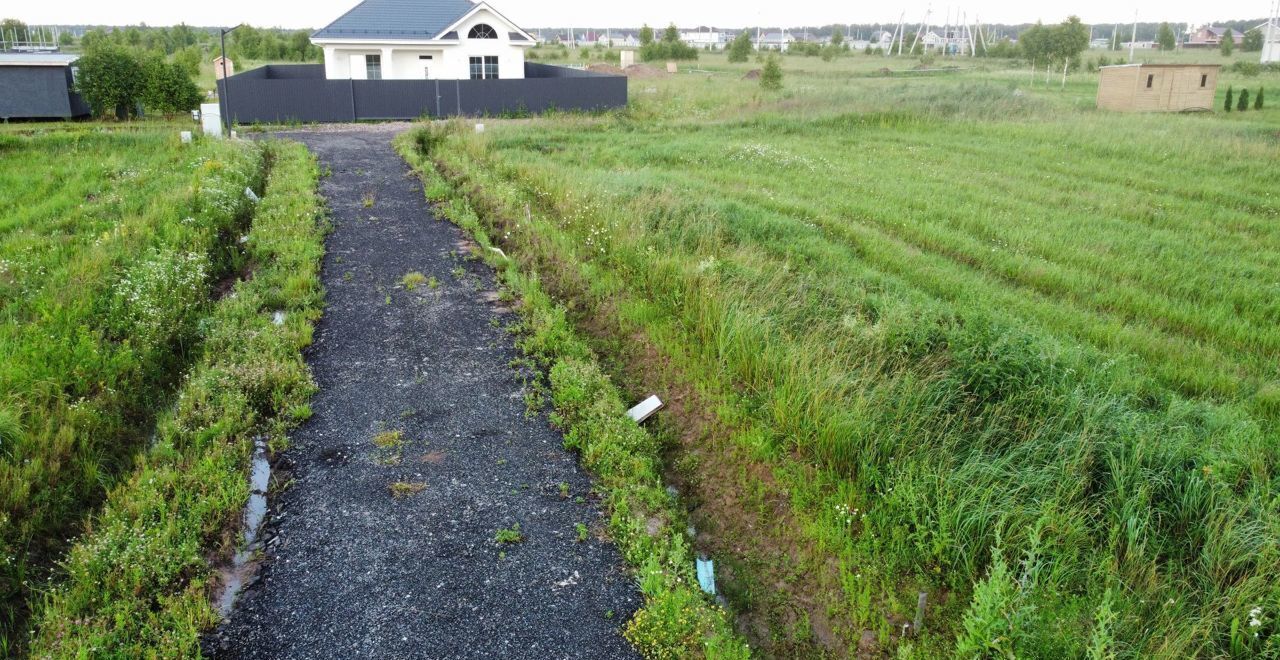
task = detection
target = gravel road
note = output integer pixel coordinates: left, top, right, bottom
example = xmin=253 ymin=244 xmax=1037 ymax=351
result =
xmin=206 ymin=126 xmax=641 ymax=659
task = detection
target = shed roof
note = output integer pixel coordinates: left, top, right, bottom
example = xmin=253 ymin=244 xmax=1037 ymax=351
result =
xmin=313 ymin=0 xmax=476 ymax=40
xmin=1099 ymin=63 xmax=1222 ymax=69
xmin=0 ymin=53 xmax=79 ymax=67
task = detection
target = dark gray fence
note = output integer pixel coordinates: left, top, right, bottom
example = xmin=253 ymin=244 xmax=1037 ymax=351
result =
xmin=216 ymin=62 xmax=626 ymax=124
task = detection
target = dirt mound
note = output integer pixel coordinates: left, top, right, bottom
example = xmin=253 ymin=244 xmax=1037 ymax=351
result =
xmin=586 ymin=63 xmax=624 ymax=75
xmin=623 ymin=64 xmax=669 ymax=79
xmin=742 ymin=69 xmax=761 ymax=80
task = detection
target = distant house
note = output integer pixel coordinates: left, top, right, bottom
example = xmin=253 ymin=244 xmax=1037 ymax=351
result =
xmin=756 ymin=32 xmax=795 ymax=52
xmin=914 ymin=29 xmax=969 ymax=54
xmin=596 ymin=33 xmax=639 ymax=48
xmin=1185 ymin=26 xmax=1246 ymax=48
xmin=1097 ymin=63 xmax=1219 ymax=112
xmin=0 ymin=53 xmax=90 ymax=119
xmin=311 ymin=0 xmax=536 ymax=80
xmin=681 ymin=30 xmax=727 ymax=50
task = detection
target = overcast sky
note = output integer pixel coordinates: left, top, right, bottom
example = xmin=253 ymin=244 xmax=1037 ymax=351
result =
xmin=9 ymin=0 xmax=1274 ymax=32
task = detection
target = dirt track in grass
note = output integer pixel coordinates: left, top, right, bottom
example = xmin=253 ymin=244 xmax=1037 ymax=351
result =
xmin=205 ymin=126 xmax=639 ymax=659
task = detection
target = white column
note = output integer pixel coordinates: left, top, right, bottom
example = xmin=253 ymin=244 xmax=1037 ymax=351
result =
xmin=323 ymin=47 xmax=340 ymax=79
xmin=381 ymin=47 xmax=395 ymax=79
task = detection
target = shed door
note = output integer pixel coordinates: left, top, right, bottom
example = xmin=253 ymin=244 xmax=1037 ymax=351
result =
xmin=349 ymin=54 xmax=367 ymax=80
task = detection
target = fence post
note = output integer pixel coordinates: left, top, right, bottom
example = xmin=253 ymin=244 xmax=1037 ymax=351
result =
xmin=435 ymin=80 xmax=441 ymax=118
xmin=456 ymin=80 xmax=461 ymax=116
xmin=913 ymin=592 xmax=927 ymax=636
xmin=349 ymin=78 xmax=357 ymax=121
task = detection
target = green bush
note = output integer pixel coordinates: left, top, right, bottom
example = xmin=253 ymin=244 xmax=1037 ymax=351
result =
xmin=77 ymin=45 xmax=202 ymax=118
xmin=1231 ymin=60 xmax=1262 ymax=77
xmin=141 ymin=55 xmax=203 ymax=115
xmin=760 ymin=54 xmax=783 ymax=91
xmin=727 ymin=31 xmax=753 ymax=63
xmin=76 ymin=45 xmax=146 ymax=118
xmin=640 ymin=41 xmax=700 ymax=62
xmin=640 ymin=22 xmax=699 ymax=61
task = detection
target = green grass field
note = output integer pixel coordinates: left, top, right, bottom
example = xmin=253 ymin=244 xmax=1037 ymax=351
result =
xmin=410 ymin=49 xmax=1280 ymax=657
xmin=0 ymin=129 xmax=266 ymax=649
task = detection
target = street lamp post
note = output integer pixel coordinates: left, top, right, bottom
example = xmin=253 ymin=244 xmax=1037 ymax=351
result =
xmin=219 ymin=25 xmax=242 ymax=132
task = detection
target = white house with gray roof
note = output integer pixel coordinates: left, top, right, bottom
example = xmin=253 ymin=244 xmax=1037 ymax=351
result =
xmin=312 ymin=0 xmax=535 ymax=80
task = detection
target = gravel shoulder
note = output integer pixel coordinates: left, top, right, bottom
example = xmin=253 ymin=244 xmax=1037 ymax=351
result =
xmin=207 ymin=126 xmax=641 ymax=659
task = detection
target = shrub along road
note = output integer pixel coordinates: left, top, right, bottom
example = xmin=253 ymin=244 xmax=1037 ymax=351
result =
xmin=208 ymin=127 xmax=639 ymax=658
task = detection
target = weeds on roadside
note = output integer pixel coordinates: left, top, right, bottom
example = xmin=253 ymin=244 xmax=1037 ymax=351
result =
xmin=494 ymin=523 xmax=524 ymax=544
xmin=389 ymin=482 xmax=427 ymax=498
xmin=402 ymin=271 xmax=427 ymax=290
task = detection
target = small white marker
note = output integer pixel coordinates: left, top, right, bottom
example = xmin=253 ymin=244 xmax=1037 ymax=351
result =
xmin=475 ymin=123 xmax=485 ymax=133
xmin=625 ymin=395 xmax=663 ymax=424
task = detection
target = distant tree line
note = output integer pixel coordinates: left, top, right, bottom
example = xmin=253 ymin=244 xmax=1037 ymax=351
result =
xmin=536 ymin=17 xmax=1275 ymax=51
xmin=222 ymin=25 xmax=321 ymax=63
xmin=3 ymin=19 xmax=320 ymax=68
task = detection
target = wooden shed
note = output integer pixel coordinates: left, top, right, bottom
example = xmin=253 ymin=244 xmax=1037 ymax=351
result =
xmin=1097 ymin=63 xmax=1220 ymax=112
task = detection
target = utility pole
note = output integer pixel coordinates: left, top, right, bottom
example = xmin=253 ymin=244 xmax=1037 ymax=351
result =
xmin=219 ymin=24 xmax=242 ymax=132
xmin=1267 ymin=0 xmax=1278 ymax=64
xmin=910 ymin=7 xmax=929 ymax=55
xmin=901 ymin=11 xmax=911 ymax=54
xmin=1129 ymin=11 xmax=1138 ymax=63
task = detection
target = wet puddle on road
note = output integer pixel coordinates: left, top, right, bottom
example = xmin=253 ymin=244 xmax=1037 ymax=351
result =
xmin=216 ymin=438 xmax=271 ymax=617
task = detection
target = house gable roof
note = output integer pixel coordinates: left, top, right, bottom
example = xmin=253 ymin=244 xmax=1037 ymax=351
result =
xmin=1201 ymin=26 xmax=1246 ymax=38
xmin=313 ymin=0 xmax=477 ymax=41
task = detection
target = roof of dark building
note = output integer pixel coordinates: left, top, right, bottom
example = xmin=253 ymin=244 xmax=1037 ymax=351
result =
xmin=0 ymin=53 xmax=79 ymax=66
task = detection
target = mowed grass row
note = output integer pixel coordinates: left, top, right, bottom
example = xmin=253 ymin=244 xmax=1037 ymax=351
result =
xmin=32 ymin=140 xmax=325 ymax=656
xmin=0 ymin=129 xmax=264 ymax=649
xmin=412 ymin=87 xmax=1279 ymax=656
xmin=505 ymin=106 xmax=1280 ymax=404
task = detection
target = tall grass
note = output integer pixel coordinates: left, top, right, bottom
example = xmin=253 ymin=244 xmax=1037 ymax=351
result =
xmin=407 ymin=69 xmax=1280 ymax=655
xmin=30 ymin=140 xmax=326 ymax=656
xmin=0 ymin=129 xmax=263 ymax=648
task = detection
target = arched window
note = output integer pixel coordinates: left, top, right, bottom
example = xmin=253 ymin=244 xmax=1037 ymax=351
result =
xmin=468 ymin=24 xmax=498 ymax=39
